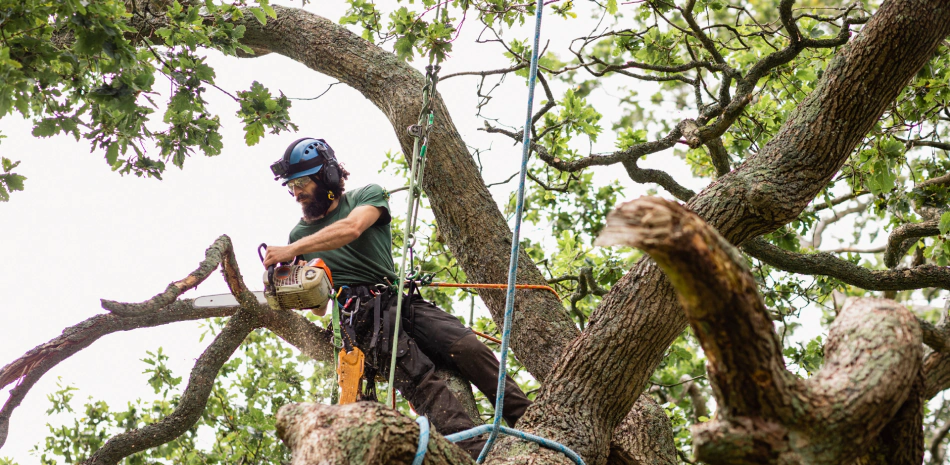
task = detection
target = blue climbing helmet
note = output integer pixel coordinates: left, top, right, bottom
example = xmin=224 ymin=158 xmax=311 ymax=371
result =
xmin=270 ymin=137 xmax=341 ymax=190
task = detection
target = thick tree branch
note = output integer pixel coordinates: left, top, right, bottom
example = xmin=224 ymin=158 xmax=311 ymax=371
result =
xmin=596 ymin=197 xmax=795 ymax=421
xmin=885 ymin=218 xmax=941 ymax=268
xmin=0 ymin=299 xmax=236 ymax=449
xmin=607 ymin=395 xmax=677 ymax=465
xmin=85 ymin=306 xmax=260 ymax=465
xmin=597 ymin=197 xmax=924 ymax=465
xmin=742 ymin=237 xmax=950 ymax=291
xmin=277 ymin=402 xmax=473 ymax=464
xmin=100 ymin=235 xmax=234 ymax=316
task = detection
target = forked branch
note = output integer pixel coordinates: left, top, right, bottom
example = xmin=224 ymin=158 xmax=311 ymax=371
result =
xmin=85 ymin=307 xmax=261 ymax=465
xmin=597 ymin=197 xmax=924 ymax=465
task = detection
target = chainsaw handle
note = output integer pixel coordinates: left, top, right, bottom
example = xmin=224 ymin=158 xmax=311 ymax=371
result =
xmin=258 ymin=243 xmax=268 ymax=264
xmin=259 ymin=243 xmax=277 ymax=288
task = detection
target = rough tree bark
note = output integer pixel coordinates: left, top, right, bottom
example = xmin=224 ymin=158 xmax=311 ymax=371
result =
xmin=596 ymin=196 xmax=925 ymax=465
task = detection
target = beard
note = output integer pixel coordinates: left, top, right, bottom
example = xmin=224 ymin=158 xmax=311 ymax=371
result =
xmin=298 ymin=184 xmax=334 ymax=223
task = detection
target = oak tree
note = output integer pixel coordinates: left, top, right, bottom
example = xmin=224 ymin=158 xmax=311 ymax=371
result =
xmin=2 ymin=0 xmax=950 ymax=463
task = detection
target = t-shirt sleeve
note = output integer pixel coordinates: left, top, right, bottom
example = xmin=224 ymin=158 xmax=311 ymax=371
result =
xmin=354 ymin=184 xmax=392 ymax=226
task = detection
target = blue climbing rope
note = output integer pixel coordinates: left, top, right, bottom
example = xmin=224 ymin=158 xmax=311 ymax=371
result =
xmin=462 ymin=0 xmax=585 ymax=464
xmin=413 ymin=416 xmax=430 ymax=465
xmin=386 ymin=0 xmax=585 ymax=463
xmin=446 ymin=425 xmax=585 ymax=465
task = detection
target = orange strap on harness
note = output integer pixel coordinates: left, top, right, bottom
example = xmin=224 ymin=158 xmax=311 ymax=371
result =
xmin=426 ymin=282 xmax=560 ymax=300
xmin=336 ymin=347 xmax=365 ymax=405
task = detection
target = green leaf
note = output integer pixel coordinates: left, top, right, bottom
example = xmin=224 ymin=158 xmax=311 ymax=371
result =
xmin=245 ymin=121 xmax=265 ymax=145
xmin=250 ymin=7 xmax=267 ymax=25
xmin=106 ymin=143 xmax=120 ymax=166
xmin=32 ymin=119 xmax=58 ymax=137
xmin=939 ymin=211 xmax=950 ymax=236
xmin=606 ymin=0 xmax=618 ymax=15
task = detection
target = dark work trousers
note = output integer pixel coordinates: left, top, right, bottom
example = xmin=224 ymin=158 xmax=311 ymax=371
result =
xmin=357 ymin=293 xmax=532 ymax=459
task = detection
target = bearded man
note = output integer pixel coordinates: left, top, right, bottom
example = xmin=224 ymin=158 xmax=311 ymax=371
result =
xmin=262 ymin=137 xmax=531 ymax=459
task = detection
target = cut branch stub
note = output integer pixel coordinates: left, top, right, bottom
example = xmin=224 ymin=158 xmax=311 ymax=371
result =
xmin=100 ymin=235 xmax=236 ymax=316
xmin=277 ymin=402 xmax=474 ymax=465
xmin=597 ymin=197 xmax=925 ymax=465
xmin=595 ymin=196 xmax=795 ymax=421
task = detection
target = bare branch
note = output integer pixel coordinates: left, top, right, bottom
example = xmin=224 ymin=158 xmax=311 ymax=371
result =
xmin=805 ymin=191 xmax=870 ymax=214
xmin=85 ymin=307 xmax=261 ymax=465
xmin=0 ymin=300 xmax=237 ymax=448
xmin=484 ymin=120 xmax=695 ymax=202
xmin=436 ymin=62 xmax=529 ymax=80
xmin=885 ymin=218 xmax=941 ymax=268
xmin=620 ymin=158 xmax=697 ymax=203
xmin=743 ymin=237 xmax=950 ymax=291
xmin=811 ymin=200 xmax=869 ymax=248
xmin=100 ymin=235 xmax=235 ymax=316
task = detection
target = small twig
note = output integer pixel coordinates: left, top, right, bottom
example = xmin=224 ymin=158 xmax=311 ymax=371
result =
xmin=651 ymin=374 xmax=706 ymax=388
xmin=288 ymin=82 xmax=342 ymax=101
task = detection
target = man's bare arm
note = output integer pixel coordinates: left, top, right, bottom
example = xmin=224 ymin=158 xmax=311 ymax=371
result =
xmin=263 ymin=205 xmax=383 ymax=266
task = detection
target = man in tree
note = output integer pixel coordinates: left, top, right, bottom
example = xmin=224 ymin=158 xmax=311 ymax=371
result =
xmin=262 ymin=137 xmax=531 ymax=459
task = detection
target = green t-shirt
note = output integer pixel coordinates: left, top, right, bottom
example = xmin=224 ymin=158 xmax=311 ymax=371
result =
xmin=289 ymin=184 xmax=398 ymax=287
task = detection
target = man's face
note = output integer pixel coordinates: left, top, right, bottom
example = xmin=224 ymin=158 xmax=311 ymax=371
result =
xmin=288 ymin=176 xmax=332 ymax=222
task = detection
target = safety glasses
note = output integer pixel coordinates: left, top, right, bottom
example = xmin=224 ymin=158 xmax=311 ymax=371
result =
xmin=286 ymin=176 xmax=313 ymax=193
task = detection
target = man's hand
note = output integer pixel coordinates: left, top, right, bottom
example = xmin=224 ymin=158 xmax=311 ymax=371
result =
xmin=263 ymin=245 xmax=297 ymax=267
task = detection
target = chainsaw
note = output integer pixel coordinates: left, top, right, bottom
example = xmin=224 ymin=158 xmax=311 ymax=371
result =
xmin=194 ymin=243 xmax=334 ymax=312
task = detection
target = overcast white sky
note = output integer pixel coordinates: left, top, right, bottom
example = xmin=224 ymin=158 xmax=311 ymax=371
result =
xmin=0 ymin=1 xmax=707 ymax=461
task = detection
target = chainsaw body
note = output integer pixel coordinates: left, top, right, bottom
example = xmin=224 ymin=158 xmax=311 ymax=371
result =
xmin=263 ymin=259 xmax=333 ymax=311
